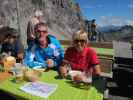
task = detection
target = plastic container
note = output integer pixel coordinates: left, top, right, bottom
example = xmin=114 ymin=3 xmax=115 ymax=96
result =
xmin=12 ymin=63 xmax=24 ymax=83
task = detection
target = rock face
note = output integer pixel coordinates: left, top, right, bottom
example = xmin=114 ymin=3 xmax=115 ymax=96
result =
xmin=0 ymin=0 xmax=85 ymax=46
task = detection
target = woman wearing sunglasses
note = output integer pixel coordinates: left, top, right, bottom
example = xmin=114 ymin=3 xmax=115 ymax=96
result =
xmin=59 ymin=30 xmax=101 ymax=82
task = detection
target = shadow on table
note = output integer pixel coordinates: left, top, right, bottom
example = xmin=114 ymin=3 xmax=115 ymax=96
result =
xmin=0 ymin=90 xmax=16 ymax=100
xmin=0 ymin=90 xmax=27 ymax=100
xmin=65 ymin=77 xmax=105 ymax=94
xmin=54 ymin=75 xmax=105 ymax=93
xmin=65 ymin=80 xmax=91 ymax=90
xmin=54 ymin=75 xmax=64 ymax=79
xmin=54 ymin=74 xmax=72 ymax=80
xmin=54 ymin=75 xmax=91 ymax=90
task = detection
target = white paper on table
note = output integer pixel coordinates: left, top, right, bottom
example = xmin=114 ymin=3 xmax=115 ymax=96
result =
xmin=20 ymin=81 xmax=58 ymax=99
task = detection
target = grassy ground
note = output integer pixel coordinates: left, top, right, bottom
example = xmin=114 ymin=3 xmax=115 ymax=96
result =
xmin=62 ymin=45 xmax=114 ymax=57
xmin=93 ymin=47 xmax=114 ymax=56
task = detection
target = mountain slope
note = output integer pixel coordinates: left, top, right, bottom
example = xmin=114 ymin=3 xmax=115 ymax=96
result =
xmin=0 ymin=0 xmax=85 ymax=46
xmin=101 ymin=25 xmax=133 ymax=42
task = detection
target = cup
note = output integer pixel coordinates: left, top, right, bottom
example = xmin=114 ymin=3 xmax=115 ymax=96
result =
xmin=12 ymin=63 xmax=24 ymax=83
xmin=82 ymin=71 xmax=92 ymax=83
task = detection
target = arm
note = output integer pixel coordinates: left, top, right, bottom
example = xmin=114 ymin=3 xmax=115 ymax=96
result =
xmin=49 ymin=35 xmax=64 ymax=68
xmin=23 ymin=50 xmax=47 ymax=68
xmin=93 ymin=64 xmax=101 ymax=76
xmin=52 ymin=46 xmax=64 ymax=69
xmin=89 ymin=48 xmax=101 ymax=76
xmin=15 ymin=39 xmax=24 ymax=61
xmin=49 ymin=35 xmax=64 ymax=59
xmin=1 ymin=43 xmax=6 ymax=53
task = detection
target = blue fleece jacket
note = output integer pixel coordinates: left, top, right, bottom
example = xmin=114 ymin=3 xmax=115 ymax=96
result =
xmin=23 ymin=35 xmax=64 ymax=69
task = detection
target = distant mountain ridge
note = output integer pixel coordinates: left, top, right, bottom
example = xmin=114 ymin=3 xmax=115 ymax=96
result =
xmin=99 ymin=25 xmax=133 ymax=42
xmin=99 ymin=25 xmax=121 ymax=33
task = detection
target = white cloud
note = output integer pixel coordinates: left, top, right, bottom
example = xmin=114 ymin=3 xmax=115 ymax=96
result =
xmin=98 ymin=16 xmax=133 ymax=26
xmin=126 ymin=20 xmax=133 ymax=25
xmin=100 ymin=16 xmax=108 ymax=21
xmin=128 ymin=4 xmax=133 ymax=8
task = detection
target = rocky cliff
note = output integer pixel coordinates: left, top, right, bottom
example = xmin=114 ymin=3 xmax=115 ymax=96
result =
xmin=0 ymin=0 xmax=85 ymax=46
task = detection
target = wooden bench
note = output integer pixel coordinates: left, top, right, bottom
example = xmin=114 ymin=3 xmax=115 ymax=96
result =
xmin=99 ymin=57 xmax=113 ymax=78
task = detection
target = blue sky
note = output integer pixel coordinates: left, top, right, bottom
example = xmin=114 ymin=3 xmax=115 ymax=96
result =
xmin=76 ymin=0 xmax=133 ymax=26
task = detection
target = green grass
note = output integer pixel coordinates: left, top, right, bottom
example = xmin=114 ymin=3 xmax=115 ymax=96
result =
xmin=93 ymin=47 xmax=114 ymax=56
xmin=62 ymin=45 xmax=114 ymax=56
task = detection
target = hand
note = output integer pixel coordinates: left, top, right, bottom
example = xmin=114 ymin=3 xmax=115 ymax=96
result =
xmin=30 ymin=33 xmax=35 ymax=39
xmin=63 ymin=60 xmax=70 ymax=64
xmin=17 ymin=53 xmax=24 ymax=60
xmin=46 ymin=59 xmax=54 ymax=68
xmin=73 ymin=74 xmax=85 ymax=82
xmin=59 ymin=66 xmax=68 ymax=78
xmin=62 ymin=60 xmax=72 ymax=66
xmin=94 ymin=65 xmax=101 ymax=76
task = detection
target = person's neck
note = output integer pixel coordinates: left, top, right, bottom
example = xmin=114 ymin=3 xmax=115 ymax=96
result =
xmin=75 ymin=46 xmax=86 ymax=53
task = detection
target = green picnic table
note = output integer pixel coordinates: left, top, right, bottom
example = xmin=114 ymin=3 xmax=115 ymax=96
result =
xmin=0 ymin=71 xmax=104 ymax=100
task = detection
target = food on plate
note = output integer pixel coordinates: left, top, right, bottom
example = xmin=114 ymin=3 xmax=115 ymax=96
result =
xmin=24 ymin=70 xmax=42 ymax=82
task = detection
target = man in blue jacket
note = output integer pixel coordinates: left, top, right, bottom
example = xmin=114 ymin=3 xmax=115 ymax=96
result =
xmin=24 ymin=22 xmax=64 ymax=70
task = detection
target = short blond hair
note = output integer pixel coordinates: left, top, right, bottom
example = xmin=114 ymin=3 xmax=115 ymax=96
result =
xmin=73 ymin=30 xmax=88 ymax=41
xmin=34 ymin=10 xmax=43 ymax=17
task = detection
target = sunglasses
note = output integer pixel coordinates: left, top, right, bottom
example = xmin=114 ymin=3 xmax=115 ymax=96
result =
xmin=74 ymin=40 xmax=86 ymax=44
xmin=37 ymin=30 xmax=48 ymax=33
xmin=12 ymin=36 xmax=18 ymax=38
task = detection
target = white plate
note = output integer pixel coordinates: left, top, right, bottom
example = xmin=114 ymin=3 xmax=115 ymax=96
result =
xmin=68 ymin=70 xmax=82 ymax=77
xmin=68 ymin=70 xmax=92 ymax=83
